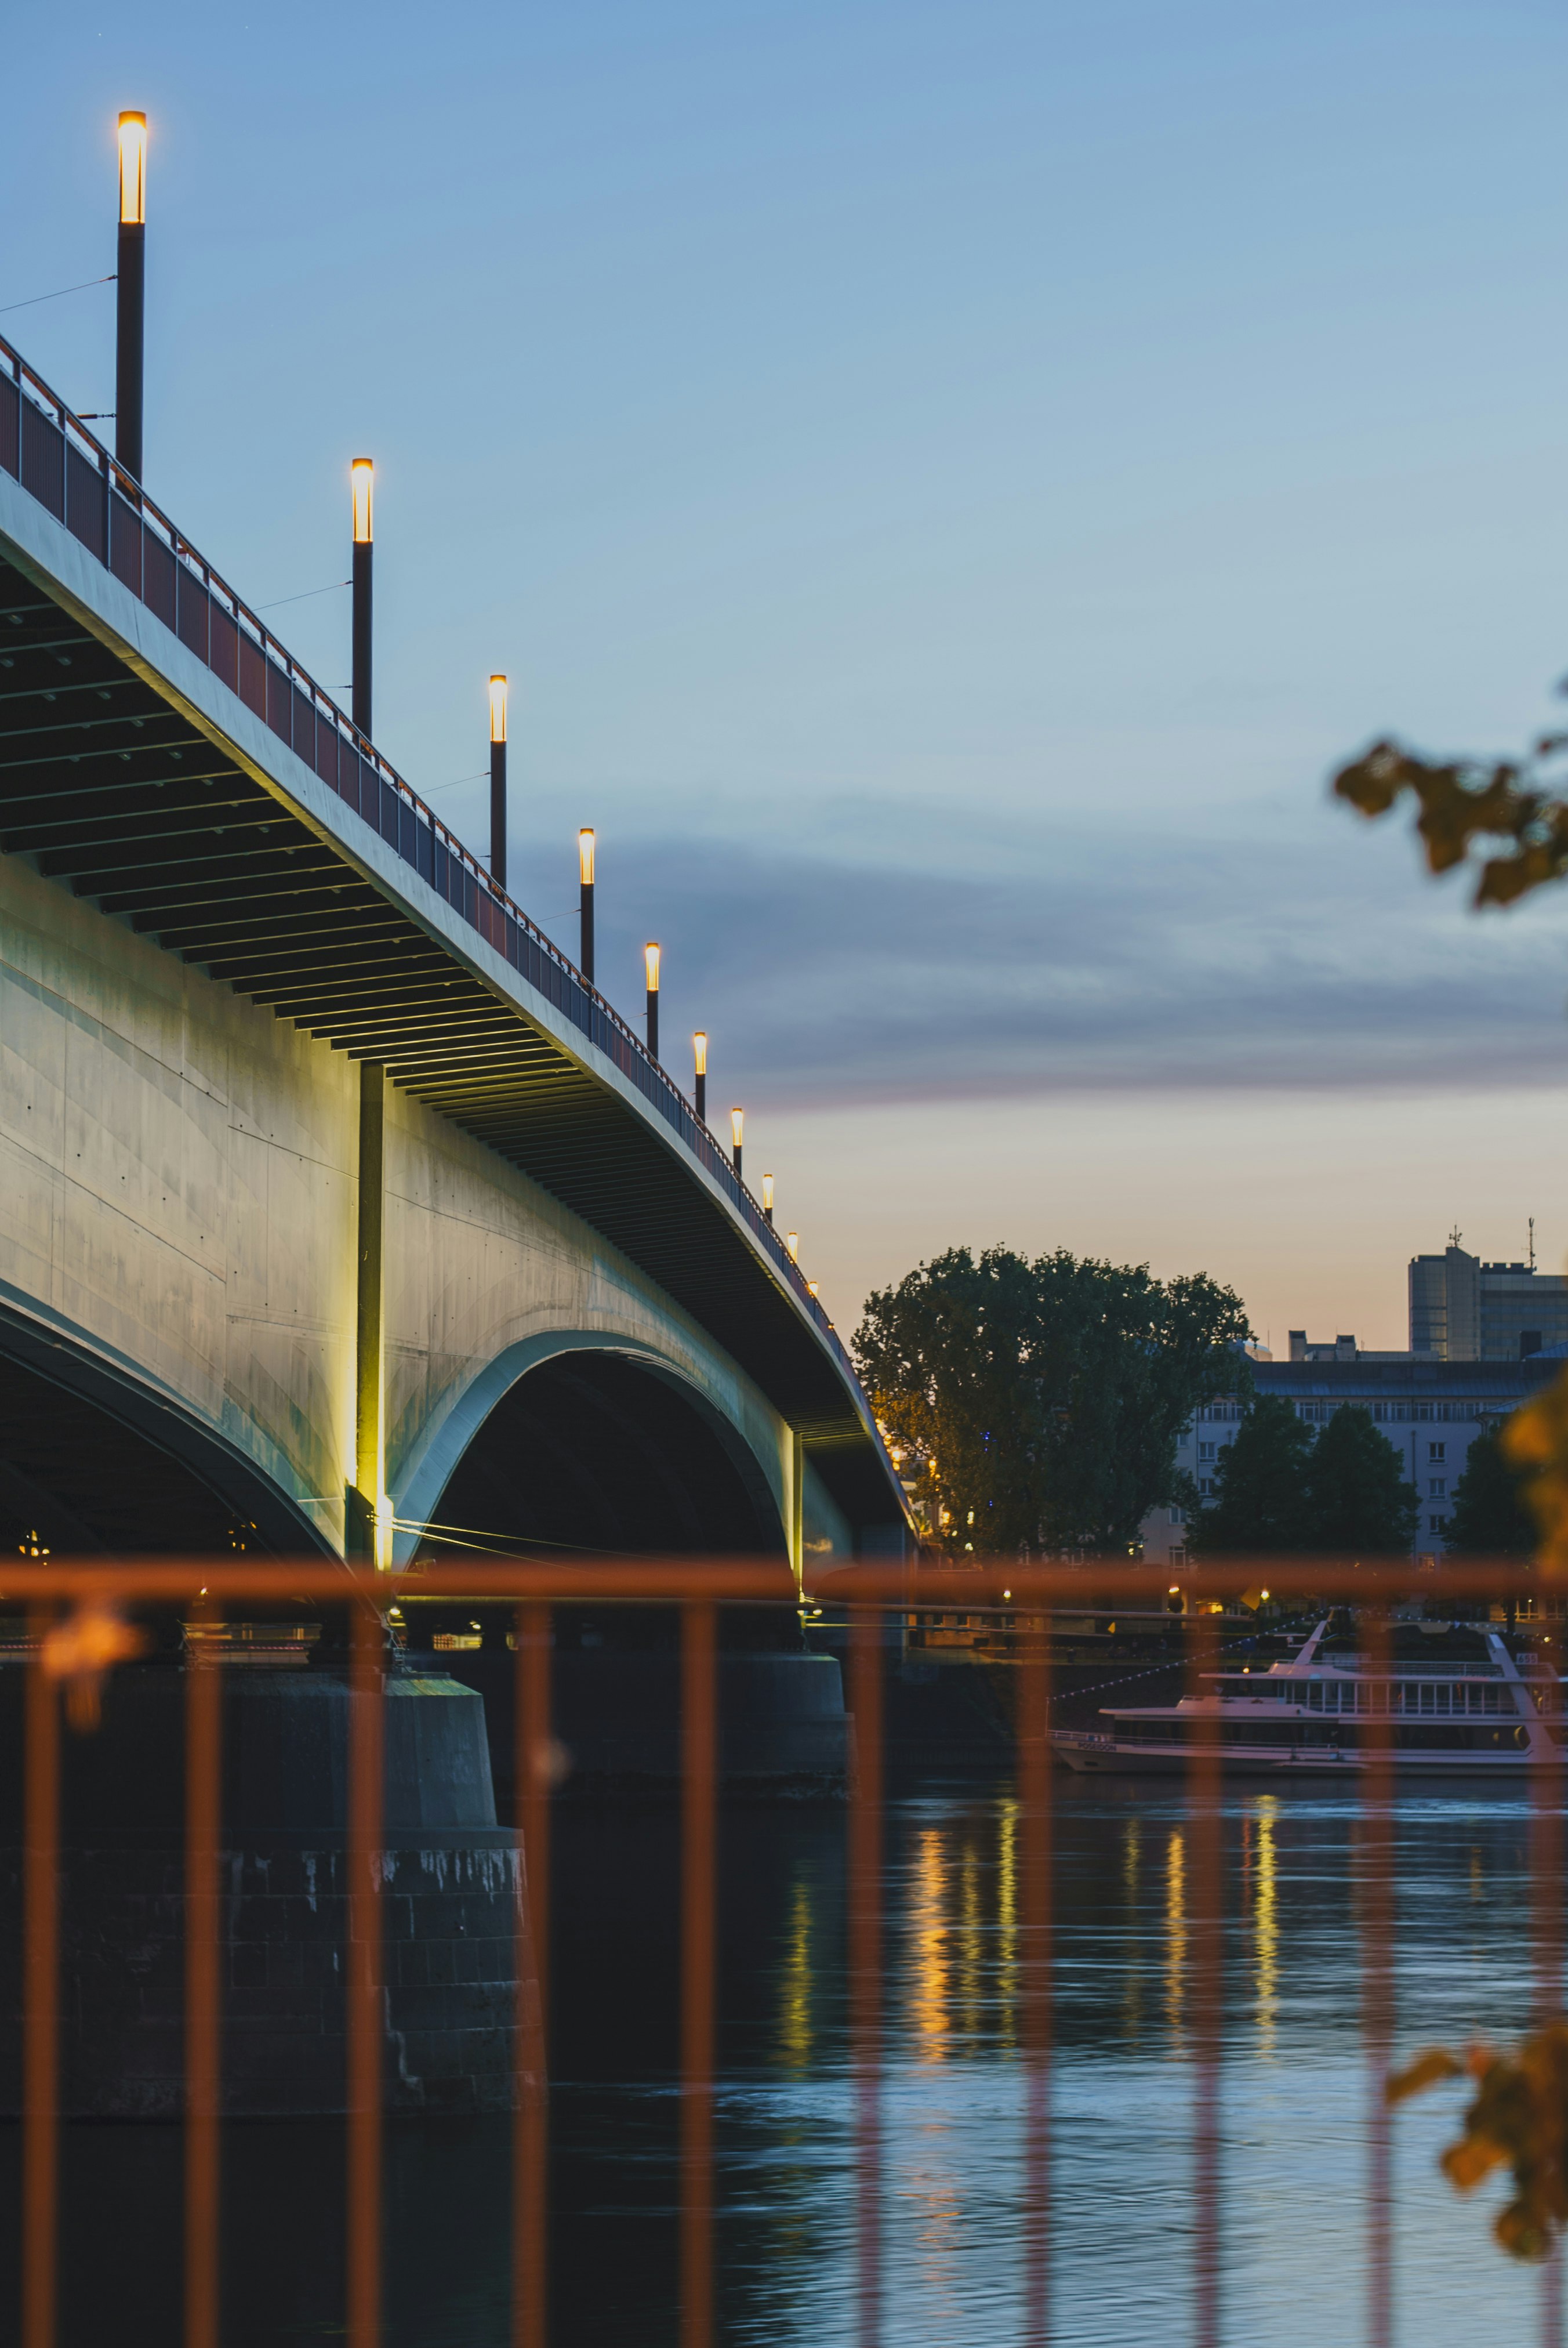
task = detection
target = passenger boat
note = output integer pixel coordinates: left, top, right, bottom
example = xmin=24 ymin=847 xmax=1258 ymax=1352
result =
xmin=1052 ymin=1618 xmax=1562 ymax=1776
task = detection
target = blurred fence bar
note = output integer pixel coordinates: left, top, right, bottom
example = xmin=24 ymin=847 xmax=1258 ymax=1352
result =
xmin=4 ymin=1556 xmax=1563 ymax=2345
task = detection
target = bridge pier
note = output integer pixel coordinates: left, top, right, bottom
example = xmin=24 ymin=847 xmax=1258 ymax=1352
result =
xmin=0 ymin=1657 xmax=524 ymax=2118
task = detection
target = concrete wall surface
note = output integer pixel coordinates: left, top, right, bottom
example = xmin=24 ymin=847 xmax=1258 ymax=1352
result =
xmin=1 ymin=851 xmax=850 ymax=1561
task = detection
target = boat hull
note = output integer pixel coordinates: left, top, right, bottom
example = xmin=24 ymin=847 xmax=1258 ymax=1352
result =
xmin=1053 ymin=1735 xmax=1543 ymax=1779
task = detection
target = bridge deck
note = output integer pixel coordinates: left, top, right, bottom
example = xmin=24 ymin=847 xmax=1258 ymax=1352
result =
xmin=0 ymin=332 xmax=903 ymax=1531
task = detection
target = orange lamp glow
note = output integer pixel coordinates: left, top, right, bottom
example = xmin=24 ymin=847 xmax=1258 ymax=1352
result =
xmin=786 ymin=1231 xmax=798 ymax=1262
xmin=762 ymin=1173 xmax=774 ymax=1213
xmin=692 ymin=1030 xmax=707 ymax=1077
xmin=351 ymin=458 xmax=374 ymax=545
xmin=579 ymin=828 xmax=596 ymax=886
xmin=489 ymin=675 xmax=507 ymax=744
xmin=807 ymin=1280 xmax=819 ymax=1298
xmin=118 ymin=113 xmax=147 ymax=226
xmin=730 ymin=1107 xmax=744 ymax=1153
xmin=645 ymin=943 xmax=661 ymax=992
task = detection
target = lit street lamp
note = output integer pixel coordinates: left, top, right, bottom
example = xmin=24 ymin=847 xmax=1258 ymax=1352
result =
xmin=115 ymin=111 xmax=147 ymax=481
xmin=786 ymin=1231 xmax=798 ymax=1262
xmin=730 ymin=1106 xmax=744 ymax=1182
xmin=351 ymin=458 xmax=373 ymax=738
xmin=645 ymin=943 xmax=661 ymax=1063
xmin=488 ymin=675 xmax=508 ymax=892
xmin=692 ymin=1031 xmax=707 ymax=1125
xmin=762 ymin=1173 xmax=774 ymax=1225
xmin=579 ymin=830 xmax=596 ymax=982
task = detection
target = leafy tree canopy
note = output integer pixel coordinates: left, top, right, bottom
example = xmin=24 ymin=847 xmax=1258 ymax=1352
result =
xmin=1444 ymin=1422 xmax=1538 ymax=1557
xmin=1304 ymin=1404 xmax=1419 ymax=1555
xmin=1192 ymin=1399 xmax=1418 ymax=1556
xmin=1188 ymin=1395 xmax=1316 ymax=1555
xmin=852 ymin=1244 xmax=1250 ymax=1555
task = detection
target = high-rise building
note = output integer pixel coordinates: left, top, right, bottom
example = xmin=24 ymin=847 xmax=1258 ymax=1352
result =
xmin=1409 ymin=1243 xmax=1568 ymax=1361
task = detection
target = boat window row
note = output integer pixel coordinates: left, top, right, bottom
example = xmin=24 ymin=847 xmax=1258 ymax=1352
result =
xmin=1301 ymin=1680 xmax=1514 ymax=1717
xmin=1193 ymin=1400 xmax=1505 ymax=1426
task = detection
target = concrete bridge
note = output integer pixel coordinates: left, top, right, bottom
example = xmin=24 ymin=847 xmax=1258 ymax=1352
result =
xmin=0 ymin=331 xmax=909 ymax=1578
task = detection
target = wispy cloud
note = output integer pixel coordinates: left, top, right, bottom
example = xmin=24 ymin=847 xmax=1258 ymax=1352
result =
xmin=580 ymin=818 xmax=1568 ymax=1107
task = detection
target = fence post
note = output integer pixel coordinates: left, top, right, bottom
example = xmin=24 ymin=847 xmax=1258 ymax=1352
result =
xmin=514 ymin=1603 xmax=551 ymax=2348
xmin=22 ymin=1613 xmax=60 ymax=2348
xmin=347 ymin=1591 xmax=385 ymax=2347
xmin=184 ymin=1607 xmax=223 ymax=2348
xmin=1017 ymin=1611 xmax=1053 ymax=2346
xmin=849 ymin=1597 xmax=884 ymax=2348
xmin=681 ymin=1601 xmax=718 ymax=2348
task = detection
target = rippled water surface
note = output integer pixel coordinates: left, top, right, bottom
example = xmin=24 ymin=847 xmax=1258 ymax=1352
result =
xmin=16 ymin=1778 xmax=1561 ymax=2344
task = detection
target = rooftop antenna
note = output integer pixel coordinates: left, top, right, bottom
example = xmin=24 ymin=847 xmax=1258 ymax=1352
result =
xmin=1530 ymin=1216 xmax=1537 ymax=1271
xmin=1448 ymin=1223 xmax=1463 ymax=1249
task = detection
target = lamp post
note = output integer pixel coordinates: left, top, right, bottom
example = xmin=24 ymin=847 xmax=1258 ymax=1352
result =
xmin=350 ymin=459 xmax=373 ymax=738
xmin=692 ymin=1031 xmax=707 ymax=1125
xmin=488 ymin=675 xmax=508 ymax=892
xmin=645 ymin=944 xmax=660 ymax=1063
xmin=579 ymin=830 xmax=596 ymax=983
xmin=115 ymin=112 xmax=147 ymax=481
xmin=730 ymin=1107 xmax=744 ymax=1182
xmin=786 ymin=1231 xmax=799 ymax=1263
xmin=762 ymin=1173 xmax=774 ymax=1226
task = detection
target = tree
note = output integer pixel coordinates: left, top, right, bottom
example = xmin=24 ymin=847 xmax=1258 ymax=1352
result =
xmin=1188 ymin=1394 xmax=1316 ymax=1555
xmin=852 ymin=1245 xmax=1250 ymax=1555
xmin=1444 ymin=1422 xmax=1538 ymax=1556
xmin=1302 ymin=1404 xmax=1418 ymax=1555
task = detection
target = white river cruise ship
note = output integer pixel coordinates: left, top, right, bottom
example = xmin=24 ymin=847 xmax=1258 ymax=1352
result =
xmin=1054 ymin=1618 xmax=1561 ymax=1777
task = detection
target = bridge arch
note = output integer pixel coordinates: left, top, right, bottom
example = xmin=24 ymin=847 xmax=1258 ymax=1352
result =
xmin=400 ymin=1334 xmax=788 ymax=1562
xmin=0 ymin=1305 xmax=329 ymax=1557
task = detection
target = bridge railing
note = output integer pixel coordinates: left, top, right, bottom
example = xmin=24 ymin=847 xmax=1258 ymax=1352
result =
xmin=0 ymin=334 xmax=854 ymax=1376
xmin=7 ymin=1555 xmax=1564 ymax=2347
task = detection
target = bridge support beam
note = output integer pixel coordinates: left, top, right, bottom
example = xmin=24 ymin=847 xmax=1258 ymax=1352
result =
xmin=347 ymin=1063 xmax=386 ymax=1564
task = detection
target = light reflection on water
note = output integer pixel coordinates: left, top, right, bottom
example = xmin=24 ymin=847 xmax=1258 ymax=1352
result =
xmin=19 ymin=1782 xmax=1562 ymax=2345
xmin=713 ymin=1784 xmax=1554 ymax=2348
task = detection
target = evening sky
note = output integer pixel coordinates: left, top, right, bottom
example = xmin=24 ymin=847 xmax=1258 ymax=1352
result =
xmin=6 ymin=0 xmax=1568 ymax=1345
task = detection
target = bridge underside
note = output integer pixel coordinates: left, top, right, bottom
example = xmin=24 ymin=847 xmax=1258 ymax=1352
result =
xmin=0 ymin=1309 xmax=325 ymax=1556
xmin=0 ymin=537 xmax=898 ymax=1536
xmin=417 ymin=1353 xmax=786 ymax=1563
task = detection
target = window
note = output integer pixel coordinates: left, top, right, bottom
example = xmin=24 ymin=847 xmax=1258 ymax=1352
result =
xmin=1428 ymin=1514 xmax=1449 ymax=1534
xmin=1199 ymin=1441 xmax=1215 ymax=1462
xmin=1168 ymin=1507 xmax=1184 ymax=1526
xmin=1429 ymin=1441 xmax=1446 ymax=1463
xmin=1199 ymin=1478 xmax=1215 ymax=1498
xmin=1429 ymin=1478 xmax=1447 ymax=1499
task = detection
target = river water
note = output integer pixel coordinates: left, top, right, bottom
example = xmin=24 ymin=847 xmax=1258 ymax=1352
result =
xmin=20 ymin=1776 xmax=1560 ymax=2345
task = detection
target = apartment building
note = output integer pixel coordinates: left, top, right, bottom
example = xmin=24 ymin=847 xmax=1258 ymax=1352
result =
xmin=1143 ymin=1351 xmax=1559 ymax=1568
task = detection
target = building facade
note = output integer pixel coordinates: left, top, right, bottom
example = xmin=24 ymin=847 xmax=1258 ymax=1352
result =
xmin=1142 ymin=1353 xmax=1560 ymax=1567
xmin=1409 ymin=1244 xmax=1568 ymax=1361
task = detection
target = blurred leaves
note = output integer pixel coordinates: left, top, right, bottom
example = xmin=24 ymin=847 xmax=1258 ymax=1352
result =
xmin=1334 ymin=736 xmax=1568 ymax=909
xmin=1503 ymin=1368 xmax=1568 ymax=1575
xmin=1389 ymin=2024 xmax=1568 ymax=2260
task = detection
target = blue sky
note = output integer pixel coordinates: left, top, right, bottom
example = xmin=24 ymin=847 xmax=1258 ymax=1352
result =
xmin=7 ymin=1 xmax=1568 ymax=1343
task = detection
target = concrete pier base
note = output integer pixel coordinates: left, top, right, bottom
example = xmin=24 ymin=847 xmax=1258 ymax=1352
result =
xmin=0 ymin=1664 xmax=523 ymax=2118
xmin=442 ymin=1647 xmax=850 ymax=1801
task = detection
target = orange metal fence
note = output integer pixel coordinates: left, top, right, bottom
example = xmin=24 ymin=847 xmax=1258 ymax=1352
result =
xmin=5 ymin=1557 xmax=1565 ymax=2346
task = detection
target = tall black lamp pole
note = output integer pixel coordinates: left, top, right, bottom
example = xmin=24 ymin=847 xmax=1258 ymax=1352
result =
xmin=645 ymin=945 xmax=660 ymax=1063
xmin=731 ymin=1107 xmax=744 ymax=1183
xmin=692 ymin=1031 xmax=707 ymax=1125
xmin=579 ymin=830 xmax=596 ymax=981
xmin=489 ymin=676 xmax=509 ymax=892
xmin=351 ymin=459 xmax=373 ymax=738
xmin=115 ymin=113 xmax=147 ymax=481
